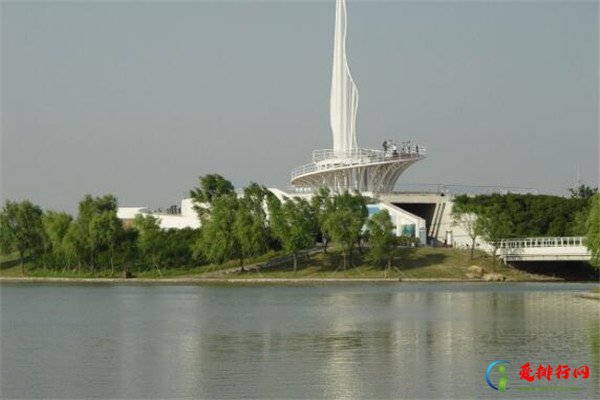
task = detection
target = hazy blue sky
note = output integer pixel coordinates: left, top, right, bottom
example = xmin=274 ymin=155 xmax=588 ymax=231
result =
xmin=2 ymin=0 xmax=598 ymax=213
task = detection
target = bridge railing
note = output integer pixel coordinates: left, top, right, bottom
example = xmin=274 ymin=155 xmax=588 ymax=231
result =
xmin=393 ymin=183 xmax=538 ymax=196
xmin=499 ymin=237 xmax=585 ymax=249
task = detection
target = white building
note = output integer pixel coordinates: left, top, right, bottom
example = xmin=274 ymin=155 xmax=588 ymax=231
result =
xmin=117 ymin=198 xmax=200 ymax=230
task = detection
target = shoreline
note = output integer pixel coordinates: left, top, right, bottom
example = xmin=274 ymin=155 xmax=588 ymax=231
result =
xmin=0 ymin=276 xmax=587 ymax=285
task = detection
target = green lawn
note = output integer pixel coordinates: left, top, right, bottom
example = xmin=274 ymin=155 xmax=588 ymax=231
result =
xmin=195 ymin=247 xmax=543 ymax=281
xmin=0 ymin=250 xmax=285 ymax=279
xmin=0 ymin=247 xmax=565 ymax=281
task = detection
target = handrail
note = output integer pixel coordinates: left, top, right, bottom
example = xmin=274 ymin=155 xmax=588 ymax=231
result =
xmin=311 ymin=147 xmax=426 ymax=163
xmin=499 ymin=237 xmax=585 ymax=249
xmin=291 ymin=147 xmax=425 ymax=180
xmin=393 ymin=184 xmax=538 ymax=196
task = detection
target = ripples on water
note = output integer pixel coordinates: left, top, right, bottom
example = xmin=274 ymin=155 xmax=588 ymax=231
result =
xmin=1 ymin=282 xmax=598 ymax=399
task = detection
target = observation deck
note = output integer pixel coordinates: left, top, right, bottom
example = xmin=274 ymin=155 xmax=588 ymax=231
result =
xmin=291 ymin=146 xmax=426 ymax=193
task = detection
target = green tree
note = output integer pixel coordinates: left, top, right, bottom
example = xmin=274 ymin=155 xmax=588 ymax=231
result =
xmin=271 ymin=198 xmax=315 ymax=272
xmin=569 ymin=184 xmax=598 ymax=201
xmin=159 ymin=228 xmax=195 ymax=268
xmin=42 ymin=211 xmax=73 ymax=270
xmin=453 ymin=193 xmax=588 ymax=238
xmin=585 ymin=194 xmax=600 ymax=268
xmin=451 ymin=202 xmax=482 ymax=260
xmin=266 ymin=191 xmax=284 ymax=250
xmin=73 ymin=194 xmax=119 ymax=273
xmin=311 ymin=187 xmax=333 ymax=253
xmin=477 ymin=205 xmax=512 ymax=273
xmin=236 ymin=183 xmax=271 ymax=269
xmin=567 ymin=185 xmax=598 ymax=236
xmin=233 ymin=200 xmax=267 ymax=271
xmin=195 ymin=195 xmax=240 ymax=266
xmin=90 ymin=210 xmax=122 ymax=274
xmin=133 ymin=214 xmax=164 ymax=276
xmin=324 ymin=210 xmax=358 ymax=269
xmin=322 ymin=192 xmax=368 ymax=268
xmin=241 ymin=183 xmax=268 ymax=216
xmin=365 ymin=210 xmax=396 ymax=274
xmin=63 ymin=222 xmax=87 ymax=272
xmin=568 ymin=207 xmax=590 ymax=236
xmin=189 ymin=174 xmax=235 ymax=219
xmin=0 ymin=200 xmax=44 ymax=275
xmin=115 ymin=228 xmax=138 ymax=274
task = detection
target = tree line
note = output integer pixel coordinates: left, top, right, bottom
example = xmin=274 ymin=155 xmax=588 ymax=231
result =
xmin=188 ymin=175 xmax=397 ymax=271
xmin=6 ymin=176 xmax=596 ymax=277
xmin=0 ymin=194 xmax=196 ymax=276
xmin=0 ymin=174 xmax=400 ymax=276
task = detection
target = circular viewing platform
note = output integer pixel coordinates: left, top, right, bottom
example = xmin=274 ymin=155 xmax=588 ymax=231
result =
xmin=291 ymin=147 xmax=426 ymax=193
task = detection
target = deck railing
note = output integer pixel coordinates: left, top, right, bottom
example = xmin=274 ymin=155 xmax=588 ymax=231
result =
xmin=291 ymin=146 xmax=425 ymax=180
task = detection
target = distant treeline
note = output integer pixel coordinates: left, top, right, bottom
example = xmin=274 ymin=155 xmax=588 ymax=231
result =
xmin=454 ymin=187 xmax=596 ymax=238
xmin=452 ymin=185 xmax=599 ymax=267
xmin=0 ymin=194 xmax=197 ymax=276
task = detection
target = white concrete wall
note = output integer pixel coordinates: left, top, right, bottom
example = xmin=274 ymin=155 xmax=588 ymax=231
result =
xmin=378 ymin=202 xmax=425 ymax=237
xmin=117 ymin=199 xmax=200 ymax=230
xmin=446 ymin=212 xmax=483 ymax=249
xmin=153 ymin=213 xmax=200 ymax=230
xmin=181 ymin=198 xmax=199 ymax=218
xmin=366 ymin=202 xmax=426 ymax=244
xmin=268 ymin=187 xmax=313 ymax=202
xmin=117 ymin=207 xmax=148 ymax=220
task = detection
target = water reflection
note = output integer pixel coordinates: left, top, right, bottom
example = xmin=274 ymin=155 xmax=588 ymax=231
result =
xmin=1 ymin=283 xmax=598 ymax=399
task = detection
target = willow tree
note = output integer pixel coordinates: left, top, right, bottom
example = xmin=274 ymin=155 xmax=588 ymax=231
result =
xmin=477 ymin=205 xmax=513 ymax=273
xmin=323 ymin=192 xmax=368 ymax=268
xmin=0 ymin=200 xmax=44 ymax=275
xmin=451 ymin=202 xmax=482 ymax=260
xmin=90 ymin=210 xmax=122 ymax=274
xmin=189 ymin=174 xmax=235 ymax=219
xmin=133 ymin=214 xmax=164 ymax=276
xmin=311 ymin=187 xmax=334 ymax=253
xmin=271 ymin=198 xmax=315 ymax=272
xmin=233 ymin=198 xmax=268 ymax=271
xmin=366 ymin=210 xmax=396 ymax=274
xmin=189 ymin=175 xmax=241 ymax=269
xmin=586 ymin=194 xmax=600 ymax=268
xmin=42 ymin=211 xmax=73 ymax=270
xmin=196 ymin=195 xmax=240 ymax=267
xmin=72 ymin=194 xmax=120 ymax=273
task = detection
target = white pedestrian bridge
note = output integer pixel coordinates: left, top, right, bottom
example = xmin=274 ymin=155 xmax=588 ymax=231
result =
xmin=498 ymin=237 xmax=591 ymax=262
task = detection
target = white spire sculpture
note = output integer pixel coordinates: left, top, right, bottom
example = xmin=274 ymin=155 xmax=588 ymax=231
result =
xmin=330 ymin=0 xmax=358 ymax=156
xmin=290 ymin=0 xmax=426 ymax=193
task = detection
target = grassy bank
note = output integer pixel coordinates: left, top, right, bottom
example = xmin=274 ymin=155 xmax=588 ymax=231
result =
xmin=0 ymin=250 xmax=284 ymax=279
xmin=2 ymin=247 xmax=572 ymax=282
xmin=184 ymin=247 xmax=547 ymax=281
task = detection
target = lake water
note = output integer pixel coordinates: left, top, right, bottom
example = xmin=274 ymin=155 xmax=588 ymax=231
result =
xmin=1 ymin=282 xmax=598 ymax=399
